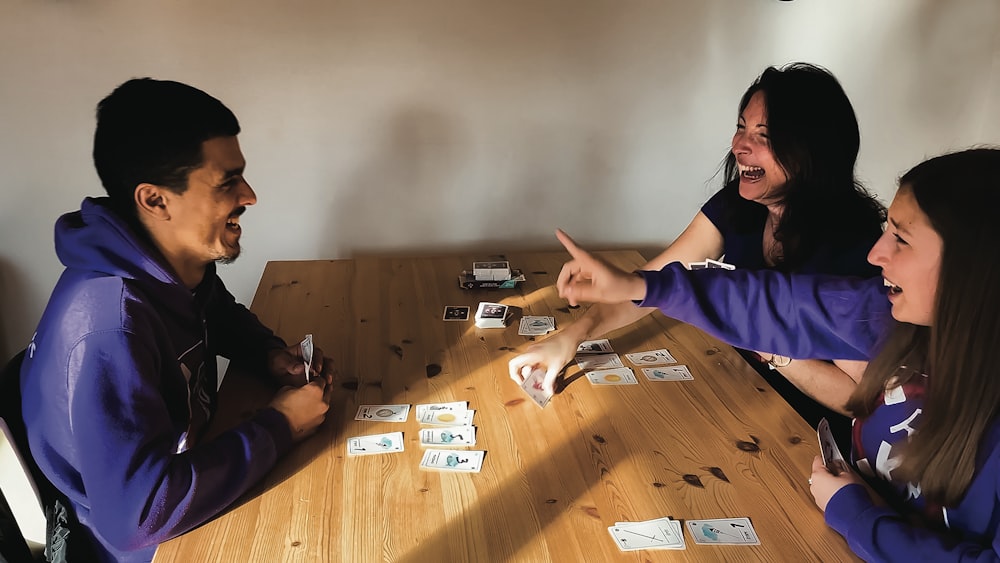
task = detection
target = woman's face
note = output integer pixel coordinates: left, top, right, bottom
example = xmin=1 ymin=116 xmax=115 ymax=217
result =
xmin=731 ymin=91 xmax=789 ymax=206
xmin=867 ymin=187 xmax=942 ymax=326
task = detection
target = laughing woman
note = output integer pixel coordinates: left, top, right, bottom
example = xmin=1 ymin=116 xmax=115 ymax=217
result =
xmin=554 ymin=148 xmax=1000 ymax=560
xmin=510 ymin=63 xmax=886 ymax=447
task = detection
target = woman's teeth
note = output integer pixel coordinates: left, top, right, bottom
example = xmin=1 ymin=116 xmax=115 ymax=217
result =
xmin=738 ymin=164 xmax=765 ymax=180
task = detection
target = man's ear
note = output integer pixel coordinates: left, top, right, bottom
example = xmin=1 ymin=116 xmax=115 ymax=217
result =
xmin=134 ymin=183 xmax=170 ymax=220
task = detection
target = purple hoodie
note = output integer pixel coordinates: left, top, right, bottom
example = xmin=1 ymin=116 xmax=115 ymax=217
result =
xmin=638 ymin=262 xmax=1000 ymax=561
xmin=20 ymin=198 xmax=293 ymax=562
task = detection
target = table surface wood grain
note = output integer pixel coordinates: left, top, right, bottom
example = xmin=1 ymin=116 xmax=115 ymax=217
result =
xmin=154 ymin=250 xmax=858 ymax=562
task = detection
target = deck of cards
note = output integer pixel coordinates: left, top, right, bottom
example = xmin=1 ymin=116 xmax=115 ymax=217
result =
xmin=475 ymin=302 xmax=511 ymax=329
xmin=473 ymin=261 xmax=511 ymax=281
xmin=518 ymin=315 xmax=555 ymax=336
xmin=609 ymin=517 xmax=685 ymax=551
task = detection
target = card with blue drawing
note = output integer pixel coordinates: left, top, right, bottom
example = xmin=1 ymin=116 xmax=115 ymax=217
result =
xmin=686 ymin=517 xmax=760 ymax=545
xmin=641 ymin=365 xmax=693 ymax=381
xmin=419 ymin=449 xmax=485 ymax=472
xmin=346 ymin=432 xmax=404 ymax=456
xmin=419 ymin=426 xmax=476 ymax=447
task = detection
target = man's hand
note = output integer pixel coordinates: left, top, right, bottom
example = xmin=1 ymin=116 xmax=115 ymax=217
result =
xmin=555 ymin=229 xmax=647 ymax=306
xmin=508 ymin=332 xmax=578 ymax=394
xmin=267 ymin=344 xmax=337 ymax=388
xmin=269 ymin=381 xmax=331 ymax=442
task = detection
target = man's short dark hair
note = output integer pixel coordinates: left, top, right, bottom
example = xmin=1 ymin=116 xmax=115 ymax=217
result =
xmin=92 ymin=78 xmax=240 ymax=215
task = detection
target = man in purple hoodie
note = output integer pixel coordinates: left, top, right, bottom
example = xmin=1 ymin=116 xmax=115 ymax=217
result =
xmin=19 ymin=78 xmax=333 ymax=562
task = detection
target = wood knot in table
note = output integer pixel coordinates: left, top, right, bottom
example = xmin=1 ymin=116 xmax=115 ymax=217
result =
xmin=545 ymin=498 xmax=558 ymax=504
xmin=532 ymin=271 xmax=548 ymax=275
xmin=555 ymin=307 xmax=570 ymax=314
xmin=426 ymin=364 xmax=442 ymax=378
xmin=505 ymin=398 xmax=525 ymax=407
xmin=705 ymin=346 xmax=721 ymax=356
xmin=702 ymin=466 xmax=730 ymax=482
xmin=389 ymin=344 xmax=403 ymax=359
xmin=682 ymin=474 xmax=705 ymax=488
xmin=788 ymin=435 xmax=802 ymax=445
xmin=580 ymin=506 xmax=600 ymax=519
xmin=498 ymin=346 xmax=514 ymax=351
xmin=341 ymin=380 xmax=359 ymax=390
xmin=592 ymin=434 xmax=606 ymax=444
xmin=735 ymin=435 xmax=762 ymax=453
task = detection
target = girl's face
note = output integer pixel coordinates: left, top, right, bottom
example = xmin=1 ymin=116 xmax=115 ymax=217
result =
xmin=867 ymin=187 xmax=942 ymax=326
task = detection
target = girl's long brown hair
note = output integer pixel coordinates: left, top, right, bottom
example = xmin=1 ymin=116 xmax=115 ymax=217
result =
xmin=847 ymin=148 xmax=1000 ymax=506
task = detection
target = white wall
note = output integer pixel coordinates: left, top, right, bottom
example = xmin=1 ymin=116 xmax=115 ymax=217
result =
xmin=1 ymin=0 xmax=998 ymax=359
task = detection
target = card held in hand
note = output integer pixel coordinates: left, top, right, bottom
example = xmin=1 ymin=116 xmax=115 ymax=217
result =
xmin=520 ymin=367 xmax=553 ymax=408
xmin=419 ymin=449 xmax=485 ymax=472
xmin=817 ymin=417 xmax=848 ymax=475
xmin=299 ymin=334 xmax=314 ymax=384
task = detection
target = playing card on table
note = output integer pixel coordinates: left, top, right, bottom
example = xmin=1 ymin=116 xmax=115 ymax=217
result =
xmin=608 ymin=518 xmax=685 ymax=551
xmin=641 ymin=365 xmax=693 ymax=381
xmin=686 ymin=518 xmax=760 ymax=545
xmin=817 ymin=417 xmax=848 ymax=475
xmin=625 ymin=349 xmax=677 ymax=366
xmin=520 ymin=367 xmax=553 ymax=408
xmin=575 ymin=353 xmax=624 ymax=371
xmin=347 ymin=432 xmax=404 ymax=456
xmin=419 ymin=449 xmax=485 ymax=472
xmin=443 ymin=305 xmax=471 ymax=321
xmin=518 ymin=315 xmax=555 ymax=336
xmin=355 ymin=404 xmax=411 ymax=422
xmin=585 ymin=367 xmax=638 ymax=385
xmin=299 ymin=334 xmax=314 ymax=384
xmin=419 ymin=408 xmax=475 ymax=426
xmin=577 ymin=339 xmax=614 ymax=354
xmin=415 ymin=401 xmax=468 ymax=419
xmin=419 ymin=426 xmax=476 ymax=446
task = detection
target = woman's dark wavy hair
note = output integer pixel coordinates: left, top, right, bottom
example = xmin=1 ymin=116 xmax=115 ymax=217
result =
xmin=720 ymin=62 xmax=886 ymax=271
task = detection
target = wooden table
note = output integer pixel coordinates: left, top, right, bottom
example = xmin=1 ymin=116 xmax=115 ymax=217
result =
xmin=154 ymin=251 xmax=858 ymax=562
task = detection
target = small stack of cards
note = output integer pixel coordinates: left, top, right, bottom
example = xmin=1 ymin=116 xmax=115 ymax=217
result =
xmin=518 ymin=315 xmax=555 ymax=336
xmin=347 ymin=404 xmax=411 ymax=457
xmin=416 ymin=402 xmax=485 ymax=473
xmin=475 ymin=302 xmax=511 ymax=329
xmin=625 ymin=349 xmax=694 ymax=382
xmin=574 ymin=343 xmax=637 ymax=386
xmin=688 ymin=258 xmax=736 ymax=270
xmin=473 ymin=261 xmax=510 ymax=281
xmin=608 ymin=517 xmax=685 ymax=551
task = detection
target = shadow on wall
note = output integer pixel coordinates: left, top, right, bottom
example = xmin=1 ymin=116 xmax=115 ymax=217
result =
xmin=0 ymin=257 xmax=31 ymax=362
xmin=327 ymin=103 xmax=629 ymax=257
xmin=327 ymin=105 xmax=467 ymax=255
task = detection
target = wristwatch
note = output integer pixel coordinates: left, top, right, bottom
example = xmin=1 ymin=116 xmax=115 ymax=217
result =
xmin=765 ymin=353 xmax=792 ymax=369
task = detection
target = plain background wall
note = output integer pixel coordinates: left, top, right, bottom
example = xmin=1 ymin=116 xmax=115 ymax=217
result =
xmin=1 ymin=0 xmax=998 ymax=360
